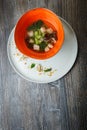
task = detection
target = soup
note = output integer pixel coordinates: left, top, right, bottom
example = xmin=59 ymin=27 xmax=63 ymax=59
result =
xmin=25 ymin=20 xmax=58 ymax=52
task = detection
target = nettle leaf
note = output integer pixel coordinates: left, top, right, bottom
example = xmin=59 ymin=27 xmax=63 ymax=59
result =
xmin=39 ymin=42 xmax=47 ymax=51
xmin=35 ymin=20 xmax=43 ymax=29
xmin=31 ymin=63 xmax=36 ymax=68
xmin=27 ymin=24 xmax=35 ymax=31
xmin=27 ymin=20 xmax=43 ymax=31
xmin=44 ymin=68 xmax=52 ymax=72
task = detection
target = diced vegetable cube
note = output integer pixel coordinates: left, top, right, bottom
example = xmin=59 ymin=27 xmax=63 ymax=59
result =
xmin=46 ymin=28 xmax=53 ymax=34
xmin=33 ymin=44 xmax=40 ymax=50
xmin=48 ymin=44 xmax=53 ymax=48
xmin=51 ymin=38 xmax=56 ymax=43
xmin=40 ymin=27 xmax=46 ymax=33
xmin=27 ymin=31 xmax=34 ymax=37
xmin=29 ymin=39 xmax=34 ymax=43
xmin=45 ymin=46 xmax=50 ymax=52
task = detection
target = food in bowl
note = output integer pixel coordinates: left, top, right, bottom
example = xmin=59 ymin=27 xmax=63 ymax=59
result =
xmin=25 ymin=20 xmax=58 ymax=52
xmin=14 ymin=8 xmax=64 ymax=59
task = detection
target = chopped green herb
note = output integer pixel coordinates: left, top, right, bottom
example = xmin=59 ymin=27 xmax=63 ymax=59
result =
xmin=39 ymin=42 xmax=47 ymax=51
xmin=35 ymin=20 xmax=43 ymax=29
xmin=27 ymin=25 xmax=35 ymax=31
xmin=27 ymin=20 xmax=43 ymax=31
xmin=31 ymin=63 xmax=36 ymax=68
xmin=44 ymin=68 xmax=52 ymax=72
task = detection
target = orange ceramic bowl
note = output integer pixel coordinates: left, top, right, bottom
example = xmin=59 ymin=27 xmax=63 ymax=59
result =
xmin=14 ymin=8 xmax=64 ymax=60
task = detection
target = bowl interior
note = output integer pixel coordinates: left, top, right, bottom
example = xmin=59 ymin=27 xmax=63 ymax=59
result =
xmin=14 ymin=8 xmax=64 ymax=59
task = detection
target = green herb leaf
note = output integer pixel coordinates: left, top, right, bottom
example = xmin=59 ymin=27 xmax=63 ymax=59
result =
xmin=39 ymin=42 xmax=47 ymax=51
xmin=31 ymin=63 xmax=36 ymax=68
xmin=27 ymin=24 xmax=35 ymax=31
xmin=27 ymin=20 xmax=43 ymax=31
xmin=44 ymin=68 xmax=52 ymax=72
xmin=35 ymin=20 xmax=43 ymax=29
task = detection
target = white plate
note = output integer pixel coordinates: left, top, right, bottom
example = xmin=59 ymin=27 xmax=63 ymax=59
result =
xmin=7 ymin=17 xmax=78 ymax=83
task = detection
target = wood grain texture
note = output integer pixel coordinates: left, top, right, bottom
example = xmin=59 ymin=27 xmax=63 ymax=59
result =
xmin=0 ymin=0 xmax=87 ymax=130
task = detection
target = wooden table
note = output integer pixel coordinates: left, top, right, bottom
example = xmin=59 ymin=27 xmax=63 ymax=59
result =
xmin=0 ymin=0 xmax=87 ymax=130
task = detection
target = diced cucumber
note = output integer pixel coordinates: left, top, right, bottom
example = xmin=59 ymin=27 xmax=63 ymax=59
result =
xmin=37 ymin=35 xmax=42 ymax=39
xmin=34 ymin=31 xmax=38 ymax=36
xmin=35 ymin=38 xmax=39 ymax=44
xmin=41 ymin=32 xmax=45 ymax=37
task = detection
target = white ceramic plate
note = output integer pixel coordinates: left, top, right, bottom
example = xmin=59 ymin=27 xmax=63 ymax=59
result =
xmin=7 ymin=17 xmax=78 ymax=83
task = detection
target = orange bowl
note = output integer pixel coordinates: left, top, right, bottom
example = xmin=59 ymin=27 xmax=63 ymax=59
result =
xmin=14 ymin=8 xmax=64 ymax=60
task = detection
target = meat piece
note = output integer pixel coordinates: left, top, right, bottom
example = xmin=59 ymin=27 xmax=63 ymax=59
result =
xmin=44 ymin=31 xmax=57 ymax=41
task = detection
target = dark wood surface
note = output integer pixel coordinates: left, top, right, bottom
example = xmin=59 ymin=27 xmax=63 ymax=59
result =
xmin=0 ymin=0 xmax=87 ymax=130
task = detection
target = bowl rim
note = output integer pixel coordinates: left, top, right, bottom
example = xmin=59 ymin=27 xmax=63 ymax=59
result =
xmin=14 ymin=7 xmax=64 ymax=60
